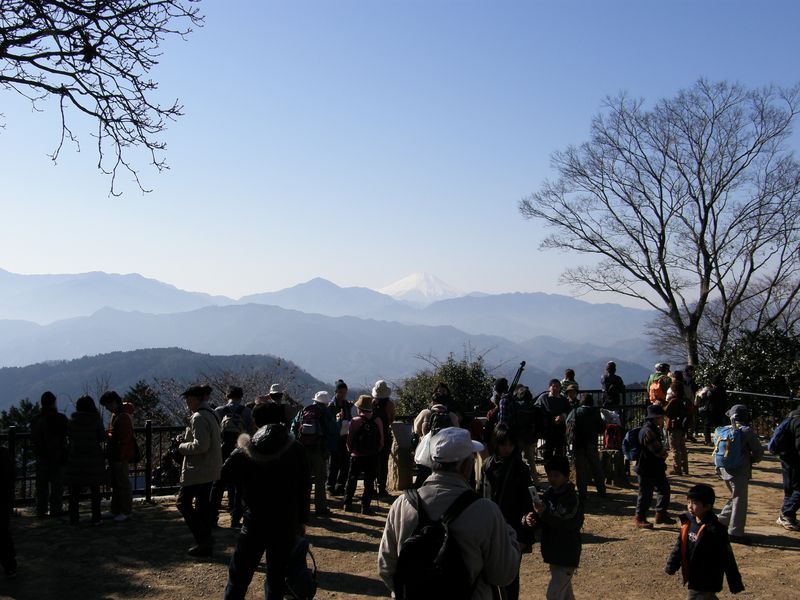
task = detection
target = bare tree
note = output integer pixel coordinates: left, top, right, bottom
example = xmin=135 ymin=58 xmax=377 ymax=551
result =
xmin=520 ymin=80 xmax=800 ymax=365
xmin=0 ymin=0 xmax=202 ymax=194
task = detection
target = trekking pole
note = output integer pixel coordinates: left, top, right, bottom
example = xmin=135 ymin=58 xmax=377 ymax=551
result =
xmin=509 ymin=361 xmax=526 ymax=392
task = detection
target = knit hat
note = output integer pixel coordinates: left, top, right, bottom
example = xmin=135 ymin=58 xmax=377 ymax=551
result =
xmin=726 ymin=404 xmax=750 ymax=423
xmin=355 ymin=395 xmax=373 ymax=412
xmin=646 ymin=404 xmax=665 ymax=419
xmin=372 ymin=380 xmax=391 ymax=399
xmin=335 ymin=379 xmax=348 ymax=390
xmin=686 ymin=483 xmax=715 ymax=505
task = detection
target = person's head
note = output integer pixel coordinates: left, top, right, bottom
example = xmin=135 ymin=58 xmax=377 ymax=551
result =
xmin=40 ymin=390 xmax=57 ymax=409
xmin=712 ymin=374 xmax=725 ymax=388
xmin=494 ymin=378 xmax=509 ymax=395
xmin=564 ymin=368 xmax=575 ymax=381
xmin=75 ymin=395 xmax=98 ymax=413
xmin=726 ymin=404 xmax=750 ymax=426
xmin=655 ymin=362 xmax=670 ymax=374
xmin=606 ymin=361 xmax=617 ymax=373
xmin=432 ymin=382 xmax=451 ymax=404
xmin=226 ymin=385 xmax=244 ymax=402
xmin=251 ymin=402 xmax=272 ymax=427
xmin=686 ymin=484 xmax=715 ymax=519
xmin=180 ymin=385 xmax=207 ymax=413
xmin=514 ymin=385 xmax=533 ymax=403
xmin=334 ymin=379 xmax=348 ymax=401
xmin=548 ymin=379 xmax=562 ymax=396
xmin=565 ymin=384 xmax=578 ymax=401
xmin=313 ymin=391 xmax=330 ymax=405
xmin=646 ymin=404 xmax=665 ymax=427
xmin=428 ymin=427 xmax=484 ymax=481
xmin=493 ymin=423 xmax=515 ymax=458
xmin=99 ymin=390 xmax=122 ymax=413
xmin=669 ymin=378 xmax=686 ymax=399
xmin=544 ymin=456 xmax=570 ymax=488
xmin=580 ymin=393 xmax=594 ymax=407
xmin=355 ymin=395 xmax=374 ymax=415
xmin=372 ymin=379 xmax=391 ymax=400
xmin=268 ymin=383 xmax=284 ymax=403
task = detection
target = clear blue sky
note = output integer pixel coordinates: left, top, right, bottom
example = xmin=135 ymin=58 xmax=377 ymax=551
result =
xmin=2 ymin=0 xmax=799 ymax=303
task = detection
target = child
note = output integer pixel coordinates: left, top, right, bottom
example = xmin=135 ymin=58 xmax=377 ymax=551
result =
xmin=524 ymin=456 xmax=583 ymax=600
xmin=481 ymin=424 xmax=535 ymax=600
xmin=665 ymin=484 xmax=744 ymax=599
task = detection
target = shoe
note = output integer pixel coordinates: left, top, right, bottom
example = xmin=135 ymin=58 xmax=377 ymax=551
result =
xmin=361 ymin=506 xmax=375 ymax=516
xmin=728 ymin=534 xmax=752 ymax=545
xmin=113 ymin=514 xmax=130 ymax=522
xmin=634 ymin=516 xmax=654 ymax=529
xmin=776 ymin=515 xmax=800 ymax=531
xmin=655 ymin=512 xmax=676 ymax=525
xmin=668 ymin=469 xmax=682 ymax=476
xmin=315 ymin=508 xmax=332 ymax=517
xmin=187 ymin=544 xmax=213 ymax=557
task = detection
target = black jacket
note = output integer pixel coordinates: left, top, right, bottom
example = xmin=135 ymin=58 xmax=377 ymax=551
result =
xmin=481 ymin=453 xmax=535 ymax=545
xmin=665 ymin=511 xmax=744 ymax=594
xmin=221 ymin=424 xmax=311 ymax=534
xmin=636 ymin=420 xmax=667 ymax=476
xmin=782 ymin=408 xmax=800 ymax=467
xmin=531 ymin=482 xmax=583 ymax=568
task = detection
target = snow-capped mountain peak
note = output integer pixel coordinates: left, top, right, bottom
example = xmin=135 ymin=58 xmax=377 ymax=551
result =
xmin=378 ymin=273 xmax=462 ymax=306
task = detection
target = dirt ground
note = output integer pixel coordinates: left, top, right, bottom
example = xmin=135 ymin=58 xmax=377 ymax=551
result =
xmin=2 ymin=441 xmax=798 ymax=600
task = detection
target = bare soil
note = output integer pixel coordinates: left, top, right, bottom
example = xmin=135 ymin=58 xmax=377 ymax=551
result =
xmin=2 ymin=441 xmax=798 ymax=600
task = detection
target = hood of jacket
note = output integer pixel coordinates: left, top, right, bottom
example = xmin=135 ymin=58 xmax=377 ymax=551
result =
xmin=242 ymin=423 xmax=294 ymax=464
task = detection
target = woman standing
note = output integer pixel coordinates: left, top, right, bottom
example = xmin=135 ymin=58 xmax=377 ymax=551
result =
xmin=66 ymin=395 xmax=106 ymax=525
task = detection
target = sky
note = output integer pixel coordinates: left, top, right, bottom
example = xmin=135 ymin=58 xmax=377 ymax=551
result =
xmin=2 ymin=0 xmax=799 ymax=305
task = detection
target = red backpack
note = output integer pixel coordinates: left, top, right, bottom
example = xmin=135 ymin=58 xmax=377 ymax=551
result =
xmin=604 ymin=423 xmax=623 ymax=450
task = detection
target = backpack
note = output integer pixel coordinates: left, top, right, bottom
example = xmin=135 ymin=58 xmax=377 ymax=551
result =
xmin=220 ymin=404 xmax=246 ymax=444
xmin=285 ymin=537 xmax=318 ymax=600
xmin=373 ymin=398 xmax=392 ymax=438
xmin=425 ymin=407 xmax=452 ymax=436
xmin=712 ymin=425 xmax=744 ymax=470
xmin=648 ymin=375 xmax=668 ymax=404
xmin=393 ymin=489 xmax=479 ymax=600
xmin=604 ymin=423 xmax=623 ymax=450
xmin=768 ymin=416 xmax=799 ymax=458
xmin=298 ymin=404 xmax=323 ymax=446
xmin=350 ymin=416 xmax=380 ymax=455
xmin=622 ymin=426 xmax=642 ymax=462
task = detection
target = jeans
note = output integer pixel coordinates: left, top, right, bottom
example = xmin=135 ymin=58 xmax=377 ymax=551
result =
xmin=177 ymin=482 xmax=213 ymax=546
xmin=780 ymin=460 xmax=800 ymax=519
xmin=636 ymin=470 xmax=671 ymax=517
xmin=35 ymin=458 xmax=64 ymax=516
xmin=224 ymin=521 xmax=293 ymax=600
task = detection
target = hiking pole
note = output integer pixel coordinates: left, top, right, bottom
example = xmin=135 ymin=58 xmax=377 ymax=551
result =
xmin=509 ymin=361 xmax=526 ymax=393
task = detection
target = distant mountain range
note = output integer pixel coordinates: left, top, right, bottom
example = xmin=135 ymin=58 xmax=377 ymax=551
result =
xmin=0 ymin=268 xmax=660 ymax=395
xmin=0 ymin=348 xmax=327 ymax=412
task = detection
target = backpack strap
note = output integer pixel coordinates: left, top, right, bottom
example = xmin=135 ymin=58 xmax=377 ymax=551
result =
xmin=441 ymin=489 xmax=480 ymax=525
xmin=404 ymin=489 xmax=432 ymax=527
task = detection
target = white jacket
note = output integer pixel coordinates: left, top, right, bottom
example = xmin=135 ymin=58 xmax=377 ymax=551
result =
xmin=378 ymin=471 xmax=521 ymax=599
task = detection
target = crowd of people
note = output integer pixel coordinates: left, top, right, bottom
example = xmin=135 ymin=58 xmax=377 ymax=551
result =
xmin=0 ymin=364 xmax=799 ymax=600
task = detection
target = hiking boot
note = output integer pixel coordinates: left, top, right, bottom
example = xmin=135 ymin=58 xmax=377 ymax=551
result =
xmin=634 ymin=515 xmax=654 ymax=529
xmin=776 ymin=514 xmax=800 ymax=531
xmin=187 ymin=544 xmax=213 ymax=557
xmin=655 ymin=511 xmax=676 ymax=525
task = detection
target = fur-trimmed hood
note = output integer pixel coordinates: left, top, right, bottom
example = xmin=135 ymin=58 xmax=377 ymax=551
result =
xmin=239 ymin=423 xmax=295 ymax=465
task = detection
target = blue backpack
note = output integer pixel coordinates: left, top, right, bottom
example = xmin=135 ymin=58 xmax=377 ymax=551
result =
xmin=768 ymin=416 xmax=798 ymax=457
xmin=622 ymin=426 xmax=642 ymax=462
xmin=712 ymin=425 xmax=743 ymax=470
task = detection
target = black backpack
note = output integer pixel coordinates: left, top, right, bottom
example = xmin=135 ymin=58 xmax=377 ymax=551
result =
xmin=351 ymin=417 xmax=380 ymax=455
xmin=425 ymin=407 xmax=452 ymax=436
xmin=393 ymin=489 xmax=480 ymax=600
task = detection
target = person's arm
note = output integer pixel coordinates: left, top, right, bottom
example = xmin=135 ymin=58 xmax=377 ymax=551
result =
xmin=412 ymin=410 xmax=428 ymax=437
xmin=376 ymin=417 xmax=385 ymax=451
xmin=178 ymin=413 xmax=211 ymax=456
xmin=536 ymin=491 xmax=583 ymax=530
xmin=220 ymin=449 xmax=243 ymax=486
xmin=377 ymin=495 xmax=406 ymax=593
xmin=722 ymin=533 xmax=745 ymax=593
xmin=664 ymin=530 xmax=682 ymax=576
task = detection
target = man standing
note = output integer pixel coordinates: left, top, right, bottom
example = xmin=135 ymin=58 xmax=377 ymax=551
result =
xmin=327 ymin=380 xmax=354 ymax=496
xmin=647 ymin=363 xmax=671 ymax=405
xmin=176 ymin=384 xmax=222 ymax=556
xmin=634 ymin=404 xmax=674 ymax=528
xmin=378 ymin=427 xmax=520 ymax=599
xmin=30 ymin=391 xmax=68 ymax=518
xmin=211 ymin=385 xmax=254 ymax=528
xmin=99 ymin=390 xmax=135 ymax=522
xmin=535 ymin=380 xmax=570 ymax=459
xmin=221 ymin=422 xmax=310 ymax=600
xmin=774 ymin=407 xmax=800 ymax=532
xmin=372 ymin=380 xmax=396 ymax=498
xmin=291 ymin=391 xmax=336 ymax=516
xmin=571 ymin=394 xmax=607 ymax=505
xmin=600 ymin=361 xmax=625 ymax=408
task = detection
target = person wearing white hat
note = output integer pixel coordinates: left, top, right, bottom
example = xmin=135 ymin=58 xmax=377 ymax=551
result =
xmin=371 ymin=380 xmax=396 ymax=497
xmin=290 ymin=391 xmax=336 ymax=516
xmin=379 ymin=427 xmax=521 ymax=599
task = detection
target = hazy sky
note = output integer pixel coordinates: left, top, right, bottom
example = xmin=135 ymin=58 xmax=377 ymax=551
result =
xmin=2 ymin=0 xmax=799 ymax=304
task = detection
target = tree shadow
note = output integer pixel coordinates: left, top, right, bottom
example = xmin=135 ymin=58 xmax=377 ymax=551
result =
xmin=317 ymin=570 xmax=387 ymax=597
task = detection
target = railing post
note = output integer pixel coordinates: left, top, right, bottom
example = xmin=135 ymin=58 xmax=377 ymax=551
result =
xmin=145 ymin=420 xmax=153 ymax=503
xmin=7 ymin=426 xmax=16 ymax=463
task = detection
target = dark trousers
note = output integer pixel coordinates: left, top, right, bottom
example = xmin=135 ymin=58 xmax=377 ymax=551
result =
xmin=346 ymin=455 xmax=378 ymax=508
xmin=636 ymin=470 xmax=671 ymax=517
xmin=0 ymin=504 xmax=16 ymax=575
xmin=376 ymin=441 xmax=392 ymax=494
xmin=543 ymin=431 xmax=566 ymax=460
xmin=211 ymin=445 xmax=243 ymax=525
xmin=35 ymin=458 xmax=63 ymax=516
xmin=177 ymin=482 xmax=213 ymax=546
xmin=327 ymin=436 xmax=350 ymax=490
xmin=68 ymin=485 xmax=101 ymax=524
xmin=224 ymin=522 xmax=293 ymax=600
xmin=781 ymin=460 xmax=800 ymax=519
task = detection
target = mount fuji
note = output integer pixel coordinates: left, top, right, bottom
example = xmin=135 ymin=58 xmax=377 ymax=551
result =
xmin=378 ymin=272 xmax=463 ymax=306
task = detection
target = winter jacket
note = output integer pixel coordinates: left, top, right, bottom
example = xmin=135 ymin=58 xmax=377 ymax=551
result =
xmin=105 ymin=403 xmax=136 ymax=463
xmin=572 ymin=406 xmax=605 ymax=448
xmin=665 ymin=511 xmax=744 ymax=594
xmin=328 ymin=399 xmax=355 ymax=437
xmin=372 ymin=397 xmax=396 ymax=443
xmin=535 ymin=393 xmax=570 ymax=438
xmin=178 ymin=403 xmax=222 ymax=486
xmin=378 ymin=471 xmax=521 ymax=600
xmin=600 ymin=372 xmax=625 ymax=406
xmin=779 ymin=408 xmax=800 ymax=467
xmin=531 ymin=482 xmax=583 ymax=568
xmin=66 ymin=410 xmax=106 ymax=486
xmin=221 ymin=424 xmax=310 ymax=533
xmin=30 ymin=408 xmax=69 ymax=462
xmin=481 ymin=452 xmax=535 ymax=546
xmin=636 ymin=419 xmax=668 ymax=476
xmin=346 ymin=412 xmax=384 ymax=457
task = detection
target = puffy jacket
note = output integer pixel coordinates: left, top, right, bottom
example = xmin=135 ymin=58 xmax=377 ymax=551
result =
xmin=178 ymin=403 xmax=222 ymax=486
